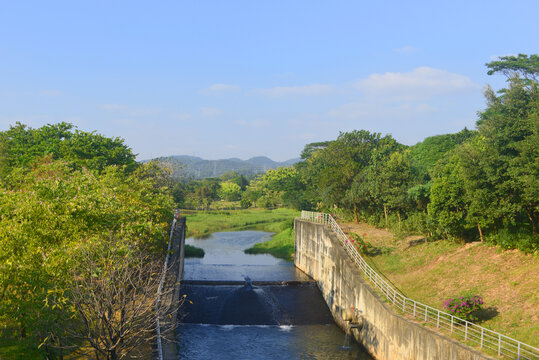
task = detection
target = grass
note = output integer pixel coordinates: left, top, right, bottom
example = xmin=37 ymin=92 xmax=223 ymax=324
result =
xmin=341 ymin=220 xmax=539 ymax=347
xmin=184 ymin=207 xmax=299 ymax=261
xmin=245 ymin=227 xmax=295 ymax=261
xmin=184 ymin=244 xmax=205 ymax=258
xmin=0 ymin=335 xmax=44 ymax=360
xmin=184 ymin=208 xmax=299 ymax=238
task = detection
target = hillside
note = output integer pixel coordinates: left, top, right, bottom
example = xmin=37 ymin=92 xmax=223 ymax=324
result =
xmin=151 ymin=155 xmax=301 ymax=179
xmin=341 ymin=220 xmax=538 ymax=347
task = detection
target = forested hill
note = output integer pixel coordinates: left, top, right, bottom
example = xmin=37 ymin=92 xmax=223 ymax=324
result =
xmin=151 ymin=155 xmax=300 ymax=179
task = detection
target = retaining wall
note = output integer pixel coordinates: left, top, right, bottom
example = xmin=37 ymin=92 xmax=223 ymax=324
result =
xmin=159 ymin=217 xmax=186 ymax=360
xmin=294 ymin=218 xmax=493 ymax=360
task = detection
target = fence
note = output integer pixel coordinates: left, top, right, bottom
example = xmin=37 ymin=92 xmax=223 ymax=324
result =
xmin=155 ymin=210 xmax=179 ymax=360
xmin=300 ymin=211 xmax=539 ymax=360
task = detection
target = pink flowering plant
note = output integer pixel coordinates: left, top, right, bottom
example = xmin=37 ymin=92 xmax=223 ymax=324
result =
xmin=442 ymin=294 xmax=484 ymax=322
xmin=345 ymin=232 xmax=368 ymax=254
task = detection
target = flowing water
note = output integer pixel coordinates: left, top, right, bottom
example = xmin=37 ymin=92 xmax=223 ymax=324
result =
xmin=178 ymin=231 xmax=373 ymax=360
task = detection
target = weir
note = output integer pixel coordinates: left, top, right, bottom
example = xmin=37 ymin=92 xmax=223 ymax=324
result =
xmin=157 ymin=215 xmax=513 ymax=360
xmin=175 ymin=229 xmax=373 ymax=359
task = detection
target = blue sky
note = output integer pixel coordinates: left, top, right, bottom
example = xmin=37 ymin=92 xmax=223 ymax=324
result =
xmin=1 ymin=1 xmax=537 ymax=161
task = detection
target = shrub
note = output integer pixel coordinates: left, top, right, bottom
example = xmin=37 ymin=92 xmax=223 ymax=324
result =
xmin=345 ymin=232 xmax=369 ymax=254
xmin=240 ymin=198 xmax=252 ymax=209
xmin=442 ymin=294 xmax=484 ymax=322
xmin=185 ymin=244 xmax=205 ymax=258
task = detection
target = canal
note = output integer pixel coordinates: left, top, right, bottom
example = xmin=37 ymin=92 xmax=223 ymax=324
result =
xmin=178 ymin=230 xmax=373 ymax=360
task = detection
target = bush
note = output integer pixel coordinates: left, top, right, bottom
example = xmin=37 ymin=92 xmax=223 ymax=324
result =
xmin=442 ymin=294 xmax=484 ymax=322
xmin=345 ymin=232 xmax=369 ymax=254
xmin=185 ymin=244 xmax=205 ymax=258
xmin=485 ymin=227 xmax=538 ymax=253
xmin=240 ymin=198 xmax=252 ymax=209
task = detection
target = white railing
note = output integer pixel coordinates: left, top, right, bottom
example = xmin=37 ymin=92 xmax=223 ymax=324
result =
xmin=155 ymin=211 xmax=179 ymax=360
xmin=300 ymin=211 xmax=539 ymax=360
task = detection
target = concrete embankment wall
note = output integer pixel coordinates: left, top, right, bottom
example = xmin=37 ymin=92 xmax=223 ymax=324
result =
xmin=160 ymin=217 xmax=186 ymax=360
xmin=294 ymin=219 xmax=493 ymax=360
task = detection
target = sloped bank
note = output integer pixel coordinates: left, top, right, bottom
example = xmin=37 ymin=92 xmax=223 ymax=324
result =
xmin=294 ymin=218 xmax=493 ymax=360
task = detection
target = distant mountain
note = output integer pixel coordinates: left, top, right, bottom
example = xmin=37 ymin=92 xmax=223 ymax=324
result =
xmin=150 ymin=155 xmax=301 ymax=180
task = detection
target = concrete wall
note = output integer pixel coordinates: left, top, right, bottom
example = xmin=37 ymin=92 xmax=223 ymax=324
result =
xmin=160 ymin=217 xmax=186 ymax=360
xmin=294 ymin=219 xmax=493 ymax=360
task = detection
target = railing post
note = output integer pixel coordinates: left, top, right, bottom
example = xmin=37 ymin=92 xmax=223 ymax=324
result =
xmin=480 ymin=328 xmax=484 ymax=348
xmin=413 ymin=301 xmax=416 ymax=317
xmin=465 ymin=321 xmax=468 ymax=340
xmin=437 ymin=310 xmax=440 ymax=328
xmin=498 ymin=335 xmax=502 ymax=356
xmin=450 ymin=316 xmax=453 ymax=334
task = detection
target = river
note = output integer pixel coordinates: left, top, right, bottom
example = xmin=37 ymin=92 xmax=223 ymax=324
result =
xmin=177 ymin=230 xmax=372 ymax=360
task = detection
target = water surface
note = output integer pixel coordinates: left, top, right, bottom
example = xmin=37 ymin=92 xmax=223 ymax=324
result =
xmin=179 ymin=231 xmax=372 ymax=360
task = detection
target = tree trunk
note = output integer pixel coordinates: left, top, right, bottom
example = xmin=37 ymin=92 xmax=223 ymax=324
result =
xmin=397 ymin=211 xmax=401 ymax=230
xmin=477 ymin=223 xmax=484 ymax=243
xmin=526 ymin=209 xmax=536 ymax=235
xmin=58 ymin=338 xmax=64 ymax=360
xmin=353 ymin=203 xmax=358 ymax=223
xmin=383 ymin=205 xmax=388 ymax=229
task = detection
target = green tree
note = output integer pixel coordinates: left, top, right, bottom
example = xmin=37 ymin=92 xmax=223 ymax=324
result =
xmin=0 ymin=122 xmax=136 ymax=182
xmin=486 ymin=53 xmax=539 ymax=82
xmin=0 ymin=160 xmax=174 ymax=355
xmin=475 ymin=78 xmax=539 ymax=236
xmin=218 ymin=181 xmax=242 ymax=201
xmin=428 ymin=155 xmax=470 ymax=240
xmin=409 ymin=128 xmax=476 ymax=182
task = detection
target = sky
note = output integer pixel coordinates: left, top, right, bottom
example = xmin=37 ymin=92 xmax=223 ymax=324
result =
xmin=0 ymin=1 xmax=537 ymax=161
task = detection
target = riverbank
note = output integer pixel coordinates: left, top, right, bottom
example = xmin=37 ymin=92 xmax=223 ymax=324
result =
xmin=184 ymin=208 xmax=299 ymax=260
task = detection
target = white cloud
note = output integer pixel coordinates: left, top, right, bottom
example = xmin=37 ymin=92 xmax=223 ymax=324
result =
xmin=200 ymin=107 xmax=224 ymax=117
xmin=99 ymin=103 xmax=161 ymax=117
xmin=201 ymin=84 xmax=240 ymax=95
xmin=224 ymin=144 xmax=240 ymax=150
xmin=235 ymin=118 xmax=270 ymax=128
xmin=393 ymin=46 xmax=419 ymax=54
xmin=254 ymin=84 xmax=335 ymax=97
xmin=101 ymin=103 xmax=129 ymax=111
xmin=489 ymin=54 xmax=517 ymax=61
xmin=40 ymin=89 xmax=62 ymax=96
xmin=356 ymin=67 xmax=479 ymax=101
xmin=173 ymin=113 xmax=192 ymax=121
xmin=328 ymin=102 xmax=438 ymax=120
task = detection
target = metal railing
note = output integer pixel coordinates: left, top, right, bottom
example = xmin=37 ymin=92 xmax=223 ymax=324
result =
xmin=300 ymin=211 xmax=539 ymax=360
xmin=155 ymin=210 xmax=179 ymax=360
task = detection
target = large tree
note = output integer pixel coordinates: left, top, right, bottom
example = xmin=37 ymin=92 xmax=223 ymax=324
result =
xmin=486 ymin=53 xmax=539 ymax=82
xmin=0 ymin=159 xmax=174 ymax=357
xmin=0 ymin=122 xmax=136 ymax=184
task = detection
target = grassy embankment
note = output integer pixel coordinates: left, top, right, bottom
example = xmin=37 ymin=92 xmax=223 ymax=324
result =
xmin=340 ymin=220 xmax=539 ymax=347
xmin=184 ymin=208 xmax=299 ymax=260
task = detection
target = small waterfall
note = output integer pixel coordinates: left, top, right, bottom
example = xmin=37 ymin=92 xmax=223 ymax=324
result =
xmin=341 ymin=325 xmax=352 ymax=350
xmin=217 ymin=277 xmax=277 ymax=325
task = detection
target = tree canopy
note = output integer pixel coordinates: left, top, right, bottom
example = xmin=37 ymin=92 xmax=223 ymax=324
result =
xmin=0 ymin=124 xmax=174 ymax=358
xmin=486 ymin=53 xmax=539 ymax=82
